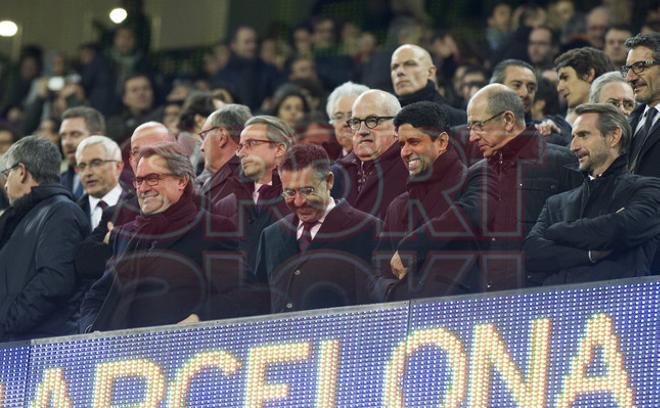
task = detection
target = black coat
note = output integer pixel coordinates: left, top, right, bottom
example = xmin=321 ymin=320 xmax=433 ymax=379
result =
xmin=398 ymin=80 xmax=467 ymax=127
xmin=255 ymin=200 xmax=381 ymax=313
xmin=524 ymin=156 xmax=660 ymax=285
xmin=525 ymin=155 xmax=660 ymax=285
xmin=331 ymin=143 xmax=409 ymax=220
xmin=200 ymin=155 xmax=242 ymax=209
xmin=85 ymin=210 xmax=240 ymax=332
xmin=629 ymin=105 xmax=660 ymax=178
xmin=0 ymin=184 xmax=89 ymax=340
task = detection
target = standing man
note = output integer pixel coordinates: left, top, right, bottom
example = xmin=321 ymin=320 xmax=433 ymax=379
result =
xmin=0 ymin=136 xmax=88 ymax=340
xmin=325 ymin=81 xmax=369 ymax=158
xmin=331 ymin=90 xmax=408 ymax=220
xmin=214 ymin=115 xmax=293 ymax=280
xmin=555 ymin=47 xmax=615 ymax=124
xmin=390 ymin=44 xmax=466 ymax=126
xmin=624 ymin=32 xmax=660 ymax=178
xmin=256 ymin=144 xmax=381 ymax=313
xmin=59 ymin=106 xmax=106 ymax=199
xmin=525 ymin=104 xmax=660 ymax=285
xmin=75 ymin=136 xmax=124 ymax=230
xmin=198 ymin=104 xmax=252 ymax=205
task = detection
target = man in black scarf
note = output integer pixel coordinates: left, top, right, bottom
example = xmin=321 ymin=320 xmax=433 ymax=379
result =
xmin=0 ymin=136 xmax=89 ymax=341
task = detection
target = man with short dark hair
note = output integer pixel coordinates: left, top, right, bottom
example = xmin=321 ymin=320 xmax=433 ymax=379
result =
xmin=624 ymin=32 xmax=660 ymax=178
xmin=199 ymin=104 xmax=252 ymax=204
xmin=604 ymin=25 xmax=633 ymax=66
xmin=390 ymin=44 xmax=466 ymax=126
xmin=59 ymin=106 xmax=106 ymax=198
xmin=555 ymin=47 xmax=616 ymax=123
xmin=106 ymin=73 xmax=163 ymax=143
xmin=525 ymin=104 xmax=660 ymax=284
xmin=256 ymin=144 xmax=381 ymax=313
xmin=527 ymin=26 xmax=559 ymax=69
xmin=331 ymin=90 xmax=408 ymax=220
xmin=0 ymin=136 xmax=89 ymax=340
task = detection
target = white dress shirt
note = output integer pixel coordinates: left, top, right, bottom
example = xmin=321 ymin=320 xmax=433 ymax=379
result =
xmin=296 ymin=197 xmax=337 ymax=240
xmin=88 ymin=184 xmax=122 ymax=230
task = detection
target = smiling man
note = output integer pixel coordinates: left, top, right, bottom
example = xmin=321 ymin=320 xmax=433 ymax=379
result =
xmin=390 ymin=44 xmax=466 ymax=126
xmin=525 ymin=103 xmax=660 ymax=285
xmin=624 ymin=32 xmax=660 ymax=178
xmin=256 ymin=144 xmax=381 ymax=313
xmin=75 ymin=136 xmax=124 ymax=230
xmin=330 ymin=90 xmax=408 ymax=220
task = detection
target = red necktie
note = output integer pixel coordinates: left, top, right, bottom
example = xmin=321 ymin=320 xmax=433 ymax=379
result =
xmin=298 ymin=221 xmax=318 ymax=252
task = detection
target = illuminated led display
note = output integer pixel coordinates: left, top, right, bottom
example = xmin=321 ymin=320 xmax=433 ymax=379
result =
xmin=0 ymin=278 xmax=656 ymax=407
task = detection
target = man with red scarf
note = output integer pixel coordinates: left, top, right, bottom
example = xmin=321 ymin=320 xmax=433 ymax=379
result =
xmin=80 ymin=142 xmax=238 ymax=332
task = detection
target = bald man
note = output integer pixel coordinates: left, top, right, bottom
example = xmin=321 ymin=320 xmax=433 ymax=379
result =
xmin=331 ymin=90 xmax=408 ymax=220
xmin=390 ymin=44 xmax=466 ymax=126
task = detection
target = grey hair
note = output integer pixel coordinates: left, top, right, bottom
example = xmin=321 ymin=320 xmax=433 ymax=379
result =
xmin=589 ymin=71 xmax=629 ymax=103
xmin=3 ymin=135 xmax=61 ymax=184
xmin=244 ymin=115 xmax=294 ymax=149
xmin=139 ymin=142 xmax=195 ymax=179
xmin=207 ymin=104 xmax=253 ymax=142
xmin=487 ymin=87 xmax=526 ymax=126
xmin=325 ymin=81 xmax=370 ymax=120
xmin=575 ymin=103 xmax=632 ymax=154
xmin=75 ymin=135 xmax=121 ymax=163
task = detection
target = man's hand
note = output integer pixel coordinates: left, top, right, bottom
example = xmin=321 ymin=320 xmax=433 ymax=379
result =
xmin=589 ymin=250 xmax=612 ymax=263
xmin=390 ymin=251 xmax=408 ymax=280
xmin=103 ymin=222 xmax=114 ymax=244
xmin=535 ymin=119 xmax=561 ymax=137
xmin=178 ymin=314 xmax=200 ymax=324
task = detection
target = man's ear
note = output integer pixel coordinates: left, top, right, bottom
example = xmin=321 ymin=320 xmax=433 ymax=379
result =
xmin=325 ymin=171 xmax=334 ymax=191
xmin=433 ymin=132 xmax=449 ymax=153
xmin=608 ymin=127 xmax=623 ymax=149
xmin=178 ymin=175 xmax=189 ymax=192
xmin=585 ymin=68 xmax=596 ymax=83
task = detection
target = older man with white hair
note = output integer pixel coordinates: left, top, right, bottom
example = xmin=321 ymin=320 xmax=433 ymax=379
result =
xmin=589 ymin=71 xmax=636 ymax=117
xmin=75 ymin=136 xmax=124 ymax=230
xmin=325 ymin=81 xmax=369 ymax=158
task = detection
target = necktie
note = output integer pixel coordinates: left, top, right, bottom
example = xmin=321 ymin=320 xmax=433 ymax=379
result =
xmin=298 ymin=221 xmax=317 ymax=252
xmin=97 ymin=200 xmax=109 ymax=210
xmin=356 ymin=161 xmax=373 ymax=194
xmin=630 ymin=108 xmax=658 ymax=171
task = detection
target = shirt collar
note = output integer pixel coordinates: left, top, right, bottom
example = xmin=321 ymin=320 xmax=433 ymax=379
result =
xmin=88 ymin=184 xmax=123 ymax=209
xmin=297 ymin=197 xmax=336 ymax=229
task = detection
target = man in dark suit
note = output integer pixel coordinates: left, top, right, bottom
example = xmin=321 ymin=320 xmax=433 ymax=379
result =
xmin=59 ymin=107 xmax=106 ymax=199
xmin=624 ymin=32 xmax=660 ymax=178
xmin=331 ymin=90 xmax=408 ymax=220
xmin=198 ymin=104 xmax=252 ymax=206
xmin=525 ymin=104 xmax=660 ymax=284
xmin=75 ymin=136 xmax=124 ymax=230
xmin=256 ymin=144 xmax=381 ymax=313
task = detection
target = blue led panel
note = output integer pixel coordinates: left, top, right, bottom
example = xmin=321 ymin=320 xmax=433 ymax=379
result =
xmin=0 ymin=343 xmax=30 ymax=408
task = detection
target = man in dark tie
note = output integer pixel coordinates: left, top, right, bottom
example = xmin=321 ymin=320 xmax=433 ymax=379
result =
xmin=624 ymin=32 xmax=660 ymax=178
xmin=256 ymin=144 xmax=381 ymax=313
xmin=75 ymin=136 xmax=124 ymax=230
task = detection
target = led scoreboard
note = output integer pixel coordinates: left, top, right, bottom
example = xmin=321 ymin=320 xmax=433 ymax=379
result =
xmin=0 ymin=278 xmax=657 ymax=407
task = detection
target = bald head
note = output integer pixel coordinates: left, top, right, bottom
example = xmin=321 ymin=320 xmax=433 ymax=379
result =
xmin=469 ymin=84 xmax=526 ymax=126
xmin=391 ymin=44 xmax=437 ymax=96
xmin=129 ymin=121 xmax=175 ymax=172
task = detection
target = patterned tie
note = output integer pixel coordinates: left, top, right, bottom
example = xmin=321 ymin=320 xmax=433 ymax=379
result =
xmin=97 ymin=200 xmax=109 ymax=210
xmin=298 ymin=221 xmax=317 ymax=252
xmin=630 ymin=108 xmax=658 ymax=171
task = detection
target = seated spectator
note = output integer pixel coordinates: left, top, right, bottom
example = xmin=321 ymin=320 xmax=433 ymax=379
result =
xmin=458 ymin=66 xmax=488 ymax=108
xmin=331 ymin=90 xmax=408 ymax=220
xmin=604 ymin=25 xmax=633 ymax=67
xmin=106 ymin=73 xmax=163 ymax=143
xmin=34 ymin=116 xmax=61 ymax=146
xmin=531 ymin=77 xmax=562 ymax=121
xmin=296 ymin=111 xmax=341 ymax=160
xmin=269 ymin=84 xmax=309 ymax=132
xmin=325 ymin=81 xmax=370 ymax=159
xmin=80 ymin=142 xmax=238 ymax=332
xmin=525 ymin=104 xmax=660 ymax=285
xmin=585 ymin=6 xmax=610 ymax=49
xmin=256 ymin=144 xmax=381 ymax=313
xmin=589 ymin=71 xmax=636 ymax=117
xmin=176 ymin=91 xmax=219 ymax=175
xmin=390 ymin=44 xmax=467 ymax=126
xmin=527 ymin=26 xmax=560 ymax=70
xmin=0 ymin=136 xmax=89 ymax=340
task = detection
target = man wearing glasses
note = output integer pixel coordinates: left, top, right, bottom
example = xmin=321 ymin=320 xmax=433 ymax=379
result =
xmin=214 ymin=115 xmax=293 ymax=283
xmin=466 ymin=84 xmax=580 ymax=291
xmin=331 ymin=89 xmax=408 ymax=220
xmin=75 ymin=136 xmax=124 ymax=230
xmin=255 ymin=144 xmax=381 ymax=313
xmin=0 ymin=136 xmax=89 ymax=340
xmin=624 ymin=32 xmax=660 ymax=178
xmin=589 ymin=71 xmax=636 ymax=117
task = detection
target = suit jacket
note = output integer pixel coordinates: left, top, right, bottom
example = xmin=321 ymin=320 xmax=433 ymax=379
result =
xmin=60 ymin=165 xmax=83 ymax=199
xmin=256 ymin=200 xmax=381 ymax=313
xmin=331 ymin=143 xmax=408 ymax=220
xmin=629 ymin=104 xmax=660 ymax=178
xmin=200 ymin=155 xmax=241 ymax=208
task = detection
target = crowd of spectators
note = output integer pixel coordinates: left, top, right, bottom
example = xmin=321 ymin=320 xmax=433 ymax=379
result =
xmin=0 ymin=0 xmax=659 ymax=341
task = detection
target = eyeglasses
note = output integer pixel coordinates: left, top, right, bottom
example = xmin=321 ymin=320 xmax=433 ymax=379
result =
xmin=0 ymin=163 xmax=19 ymax=178
xmin=467 ymin=111 xmax=507 ymax=132
xmin=133 ymin=173 xmax=177 ymax=188
xmin=606 ymin=98 xmax=636 ymax=111
xmin=75 ymin=159 xmax=117 ymax=172
xmin=237 ymin=139 xmax=279 ymax=151
xmin=198 ymin=126 xmax=220 ymax=140
xmin=621 ymin=60 xmax=660 ymax=76
xmin=347 ymin=116 xmax=394 ymax=131
xmin=282 ymin=186 xmax=317 ymax=199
